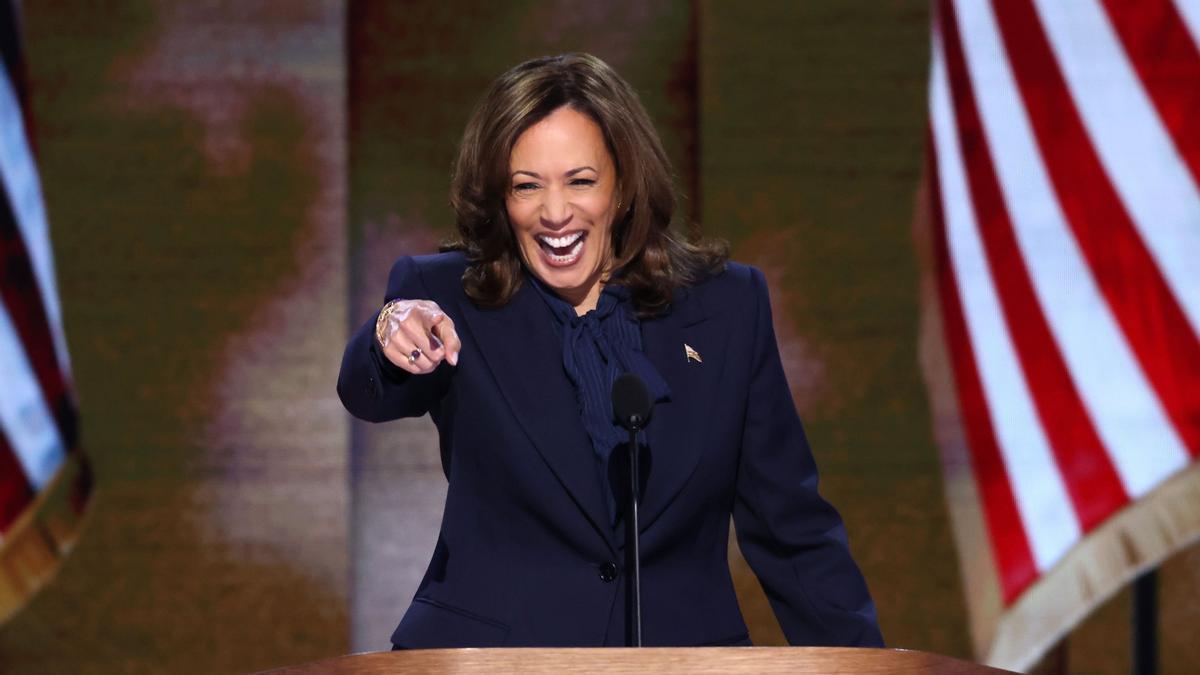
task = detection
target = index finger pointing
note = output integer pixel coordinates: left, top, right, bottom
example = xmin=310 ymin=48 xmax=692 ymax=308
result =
xmin=420 ymin=304 xmax=446 ymax=329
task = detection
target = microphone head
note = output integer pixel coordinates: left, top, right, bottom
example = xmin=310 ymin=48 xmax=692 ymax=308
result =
xmin=612 ymin=372 xmax=653 ymax=431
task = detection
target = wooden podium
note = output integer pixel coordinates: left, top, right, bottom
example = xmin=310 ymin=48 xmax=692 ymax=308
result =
xmin=260 ymin=647 xmax=1013 ymax=673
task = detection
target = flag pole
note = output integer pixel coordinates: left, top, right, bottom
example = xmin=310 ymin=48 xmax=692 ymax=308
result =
xmin=1132 ymin=568 xmax=1158 ymax=675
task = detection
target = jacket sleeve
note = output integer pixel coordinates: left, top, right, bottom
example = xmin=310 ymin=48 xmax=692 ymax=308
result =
xmin=336 ymin=256 xmax=453 ymax=423
xmin=731 ymin=266 xmax=884 ymax=647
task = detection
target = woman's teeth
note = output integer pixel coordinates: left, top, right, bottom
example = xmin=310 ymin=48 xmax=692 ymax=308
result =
xmin=538 ymin=231 xmax=583 ymax=249
xmin=536 ymin=231 xmax=586 ymax=264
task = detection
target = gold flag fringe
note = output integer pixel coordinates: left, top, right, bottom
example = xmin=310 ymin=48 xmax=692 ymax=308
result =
xmin=985 ymin=463 xmax=1200 ymax=671
xmin=0 ymin=452 xmax=94 ymax=625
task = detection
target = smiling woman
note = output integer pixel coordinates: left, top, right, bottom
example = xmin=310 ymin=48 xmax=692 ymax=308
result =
xmin=337 ymin=52 xmax=883 ymax=650
xmin=446 ymin=53 xmax=726 ymax=319
xmin=506 ymin=106 xmax=617 ymax=312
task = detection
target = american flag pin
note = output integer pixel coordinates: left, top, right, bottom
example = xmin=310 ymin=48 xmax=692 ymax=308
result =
xmin=684 ymin=343 xmax=702 ymax=363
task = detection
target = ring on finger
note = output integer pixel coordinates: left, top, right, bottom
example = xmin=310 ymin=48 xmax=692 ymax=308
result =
xmin=407 ymin=347 xmax=423 ymax=365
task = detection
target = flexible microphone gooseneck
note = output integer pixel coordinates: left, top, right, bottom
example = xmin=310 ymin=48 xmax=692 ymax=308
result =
xmin=612 ymin=373 xmax=653 ymax=648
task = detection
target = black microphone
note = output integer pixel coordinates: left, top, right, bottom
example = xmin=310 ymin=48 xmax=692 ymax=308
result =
xmin=613 ymin=372 xmax=653 ymax=431
xmin=612 ymin=372 xmax=653 ymax=647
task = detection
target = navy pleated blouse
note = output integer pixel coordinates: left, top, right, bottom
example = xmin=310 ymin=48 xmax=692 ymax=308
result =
xmin=528 ymin=274 xmax=670 ymax=523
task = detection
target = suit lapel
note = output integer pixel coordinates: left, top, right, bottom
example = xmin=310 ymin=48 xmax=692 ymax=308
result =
xmin=458 ymin=284 xmax=617 ymax=551
xmin=638 ymin=286 xmax=728 ymax=534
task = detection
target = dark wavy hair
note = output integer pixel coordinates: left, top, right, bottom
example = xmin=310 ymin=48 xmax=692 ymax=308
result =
xmin=443 ymin=52 xmax=727 ymax=317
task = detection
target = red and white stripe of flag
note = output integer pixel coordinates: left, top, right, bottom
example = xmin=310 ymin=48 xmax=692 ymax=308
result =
xmin=0 ymin=9 xmax=76 ymax=538
xmin=928 ymin=0 xmax=1200 ymax=606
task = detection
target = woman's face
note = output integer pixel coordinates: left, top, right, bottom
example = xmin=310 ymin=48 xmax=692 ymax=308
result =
xmin=506 ymin=105 xmax=618 ymax=313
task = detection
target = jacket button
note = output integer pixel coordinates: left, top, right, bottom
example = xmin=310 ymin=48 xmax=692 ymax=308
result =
xmin=598 ymin=562 xmax=618 ymax=582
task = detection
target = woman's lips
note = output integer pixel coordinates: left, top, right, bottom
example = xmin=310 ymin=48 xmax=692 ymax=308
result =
xmin=536 ymin=231 xmax=587 ymax=267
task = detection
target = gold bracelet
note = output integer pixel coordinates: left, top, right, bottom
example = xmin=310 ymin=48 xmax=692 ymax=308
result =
xmin=375 ymin=299 xmax=404 ymax=348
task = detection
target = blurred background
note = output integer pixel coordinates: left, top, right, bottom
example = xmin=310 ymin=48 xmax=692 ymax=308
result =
xmin=0 ymin=1 xmax=1197 ymax=673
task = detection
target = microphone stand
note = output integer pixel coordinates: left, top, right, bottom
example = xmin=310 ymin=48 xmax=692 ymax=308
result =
xmin=626 ymin=418 xmax=643 ymax=648
xmin=612 ymin=372 xmax=651 ymax=648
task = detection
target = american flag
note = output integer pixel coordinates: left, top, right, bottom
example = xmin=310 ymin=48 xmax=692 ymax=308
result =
xmin=923 ymin=0 xmax=1200 ymax=668
xmin=0 ymin=0 xmax=88 ymax=624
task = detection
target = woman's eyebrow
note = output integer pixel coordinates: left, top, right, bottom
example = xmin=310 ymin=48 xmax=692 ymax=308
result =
xmin=511 ymin=166 xmax=598 ymax=179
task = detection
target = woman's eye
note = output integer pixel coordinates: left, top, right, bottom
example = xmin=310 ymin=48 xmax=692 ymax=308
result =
xmin=513 ymin=182 xmax=539 ymax=192
xmin=570 ymin=178 xmax=596 ymax=187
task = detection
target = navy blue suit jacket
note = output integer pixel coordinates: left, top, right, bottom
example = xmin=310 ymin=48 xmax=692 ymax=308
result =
xmin=337 ymin=251 xmax=883 ymax=649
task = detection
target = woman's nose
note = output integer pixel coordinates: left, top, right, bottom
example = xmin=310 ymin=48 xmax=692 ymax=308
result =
xmin=540 ymin=188 xmax=573 ymax=229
